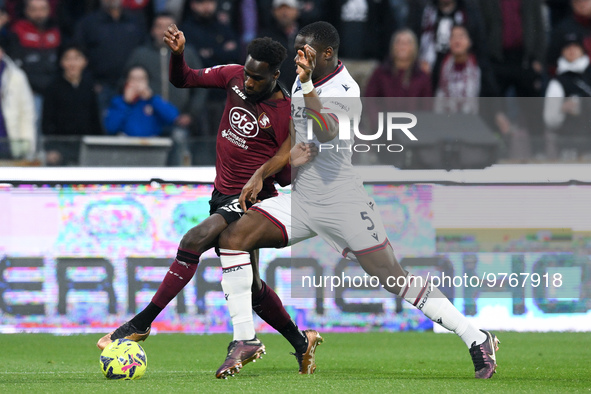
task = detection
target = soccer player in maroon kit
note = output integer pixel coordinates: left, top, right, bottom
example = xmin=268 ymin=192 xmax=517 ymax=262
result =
xmin=97 ymin=24 xmax=318 ymax=377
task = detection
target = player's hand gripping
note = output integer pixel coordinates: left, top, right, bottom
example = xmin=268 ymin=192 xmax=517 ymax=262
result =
xmin=295 ymin=44 xmax=316 ymax=84
xmin=291 ymin=142 xmax=318 ymax=167
xmin=238 ymin=175 xmax=263 ymax=213
xmin=163 ymin=24 xmax=185 ymax=55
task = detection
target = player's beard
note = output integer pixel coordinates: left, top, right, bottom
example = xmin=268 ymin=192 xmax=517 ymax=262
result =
xmin=245 ymin=81 xmax=276 ymax=102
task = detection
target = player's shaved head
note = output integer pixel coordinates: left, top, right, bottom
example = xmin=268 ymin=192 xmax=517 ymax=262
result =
xmin=297 ymin=21 xmax=340 ymax=53
xmin=247 ymin=37 xmax=287 ymax=73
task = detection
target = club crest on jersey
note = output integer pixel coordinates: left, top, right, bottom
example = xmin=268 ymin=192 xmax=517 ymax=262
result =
xmin=258 ymin=112 xmax=271 ymax=129
xmin=229 ymin=107 xmax=260 ymax=138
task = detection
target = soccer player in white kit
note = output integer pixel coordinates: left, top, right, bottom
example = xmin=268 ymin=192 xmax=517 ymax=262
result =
xmin=216 ymin=21 xmax=499 ymax=379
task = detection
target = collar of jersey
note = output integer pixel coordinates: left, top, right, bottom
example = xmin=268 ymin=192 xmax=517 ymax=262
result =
xmin=313 ymin=61 xmax=344 ymax=88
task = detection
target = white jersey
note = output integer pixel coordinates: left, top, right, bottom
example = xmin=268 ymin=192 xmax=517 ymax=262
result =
xmin=253 ymin=62 xmax=390 ymax=258
xmin=291 ymin=61 xmax=363 ymax=201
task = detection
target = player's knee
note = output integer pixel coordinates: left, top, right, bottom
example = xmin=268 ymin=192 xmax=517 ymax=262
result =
xmin=179 ymin=224 xmax=216 ymax=253
xmin=218 ymin=226 xmax=251 ymax=251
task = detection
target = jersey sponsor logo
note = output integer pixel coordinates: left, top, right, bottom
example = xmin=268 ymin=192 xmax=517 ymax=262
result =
xmin=229 ymin=107 xmax=260 ymax=138
xmin=258 ymin=112 xmax=271 ymax=129
xmin=221 ymin=129 xmax=249 ymax=150
xmin=232 ymin=85 xmax=247 ymax=100
xmin=342 ymin=84 xmax=350 ymax=91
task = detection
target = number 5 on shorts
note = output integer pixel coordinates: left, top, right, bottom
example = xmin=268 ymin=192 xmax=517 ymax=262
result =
xmin=360 ymin=211 xmax=375 ymax=230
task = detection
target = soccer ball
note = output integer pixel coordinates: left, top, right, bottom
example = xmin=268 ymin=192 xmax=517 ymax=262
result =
xmin=100 ymin=339 xmax=147 ymax=380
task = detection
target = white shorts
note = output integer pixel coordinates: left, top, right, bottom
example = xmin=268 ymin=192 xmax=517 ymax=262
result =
xmin=251 ymin=185 xmax=390 ymax=260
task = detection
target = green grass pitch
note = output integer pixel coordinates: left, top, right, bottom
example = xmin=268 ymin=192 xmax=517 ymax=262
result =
xmin=0 ymin=332 xmax=589 ymax=393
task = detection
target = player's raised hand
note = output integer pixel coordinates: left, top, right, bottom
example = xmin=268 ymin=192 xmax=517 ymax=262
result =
xmin=163 ymin=24 xmax=185 ymax=55
xmin=295 ymin=44 xmax=316 ymax=83
xmin=239 ymin=175 xmax=263 ymax=213
xmin=291 ymin=142 xmax=318 ymax=167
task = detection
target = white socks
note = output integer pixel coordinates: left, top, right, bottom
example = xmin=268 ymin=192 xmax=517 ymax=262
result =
xmin=400 ymin=274 xmax=487 ymax=347
xmin=219 ymin=251 xmax=486 ymax=347
xmin=219 ymin=249 xmax=256 ymax=341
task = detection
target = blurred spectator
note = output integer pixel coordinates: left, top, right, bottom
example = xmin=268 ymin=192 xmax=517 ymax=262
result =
xmin=125 ymin=11 xmax=206 ymax=165
xmin=478 ymin=0 xmax=546 ymax=160
xmin=389 ymin=0 xmax=409 ymax=29
xmin=57 ymin=0 xmax=100 ymax=42
xmin=42 ymin=45 xmax=102 ymax=166
xmin=548 ymin=0 xmax=591 ymax=73
xmin=414 ymin=0 xmax=486 ymax=90
xmin=259 ymin=0 xmax=299 ymax=87
xmin=227 ymin=0 xmax=258 ymax=59
xmin=364 ymin=28 xmax=432 ymax=109
xmin=180 ymin=0 xmax=239 ymax=68
xmin=180 ymin=0 xmax=238 ymax=138
xmin=0 ymin=6 xmax=10 ymax=48
xmin=324 ymin=0 xmax=396 ymax=60
xmin=547 ymin=0 xmax=572 ymax=29
xmin=478 ymin=0 xmax=546 ymax=97
xmin=74 ymin=0 xmax=147 ymax=116
xmin=0 ymin=43 xmax=36 ymax=160
xmin=121 ymin=0 xmax=154 ymax=30
xmin=7 ymin=0 xmax=61 ymax=135
xmin=160 ymin=0 xmax=186 ymax=20
xmin=4 ymin=0 xmax=59 ymax=20
xmin=432 ymin=24 xmax=510 ymax=157
xmin=544 ymin=31 xmax=591 ymax=159
xmin=435 ymin=25 xmax=480 ymax=114
xmin=258 ymin=0 xmax=324 ymax=32
xmin=57 ymin=1 xmax=151 ymax=41
xmin=298 ymin=0 xmax=324 ymax=26
xmin=407 ymin=0 xmax=429 ymax=33
xmin=104 ymin=65 xmax=179 ymax=137
xmin=362 ymin=27 xmax=431 ymax=166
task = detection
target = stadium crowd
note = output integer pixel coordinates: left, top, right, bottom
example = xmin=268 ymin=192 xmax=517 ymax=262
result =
xmin=0 ymin=0 xmax=590 ymax=166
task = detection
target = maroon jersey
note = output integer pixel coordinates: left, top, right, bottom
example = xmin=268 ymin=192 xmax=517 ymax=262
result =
xmin=170 ymin=53 xmax=291 ymax=199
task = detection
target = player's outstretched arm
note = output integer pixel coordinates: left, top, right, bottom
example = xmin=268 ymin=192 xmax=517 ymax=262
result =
xmin=296 ymin=44 xmax=338 ymax=143
xmin=163 ymin=23 xmax=185 ymax=55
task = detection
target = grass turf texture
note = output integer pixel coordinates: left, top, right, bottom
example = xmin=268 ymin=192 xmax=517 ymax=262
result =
xmin=0 ymin=332 xmax=588 ymax=393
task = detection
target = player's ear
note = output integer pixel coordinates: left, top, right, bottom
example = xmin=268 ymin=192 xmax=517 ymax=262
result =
xmin=324 ymin=46 xmax=334 ymax=61
xmin=273 ymin=69 xmax=280 ymax=80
